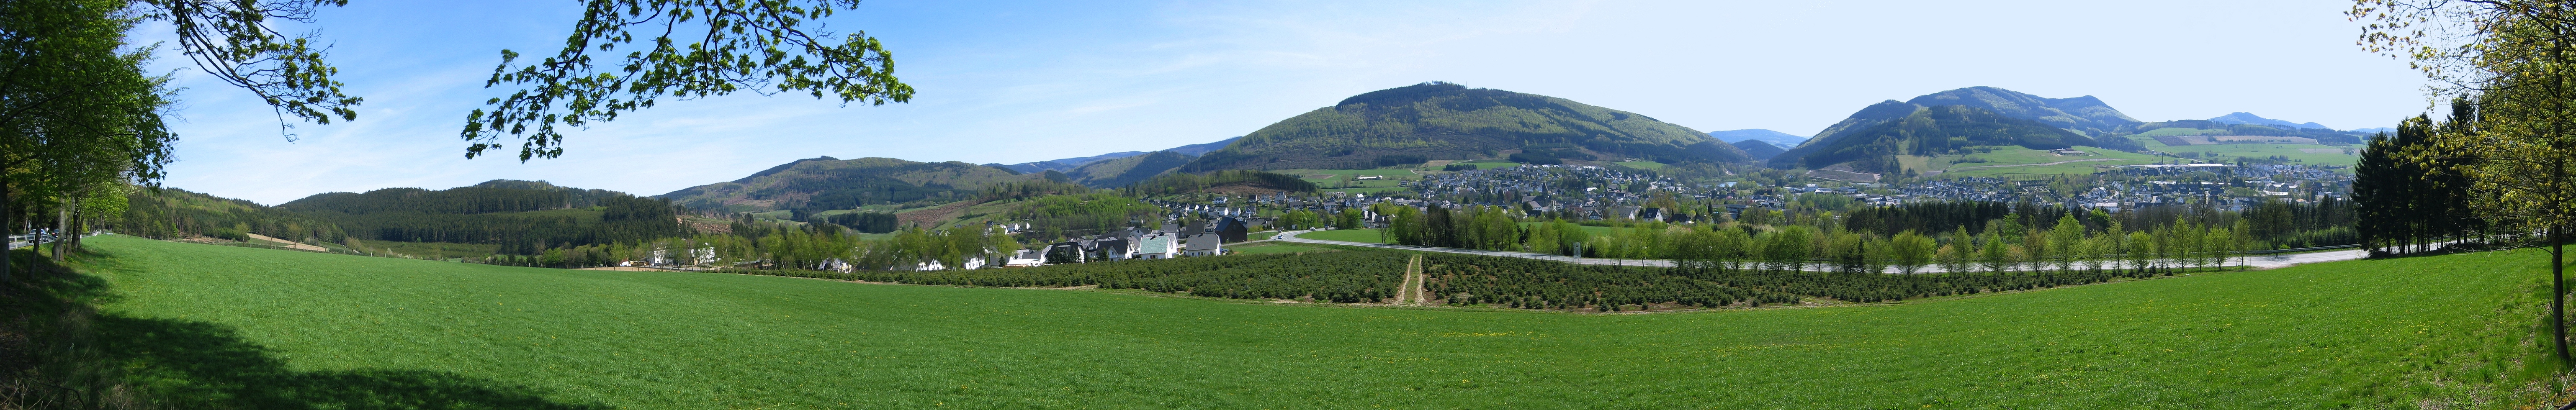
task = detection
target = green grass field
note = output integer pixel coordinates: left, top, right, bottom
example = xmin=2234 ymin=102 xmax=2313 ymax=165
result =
xmin=55 ymin=236 xmax=2559 ymax=408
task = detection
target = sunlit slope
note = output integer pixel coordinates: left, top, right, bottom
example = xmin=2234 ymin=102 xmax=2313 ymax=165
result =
xmin=80 ymin=235 xmax=2548 ymax=409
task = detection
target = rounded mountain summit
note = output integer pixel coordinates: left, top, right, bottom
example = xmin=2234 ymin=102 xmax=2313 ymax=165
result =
xmin=1180 ymin=82 xmax=1754 ymax=172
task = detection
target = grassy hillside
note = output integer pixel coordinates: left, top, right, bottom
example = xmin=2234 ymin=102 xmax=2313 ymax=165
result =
xmin=59 ymin=236 xmax=2559 ymax=408
xmin=1183 ymin=82 xmax=1749 ymax=171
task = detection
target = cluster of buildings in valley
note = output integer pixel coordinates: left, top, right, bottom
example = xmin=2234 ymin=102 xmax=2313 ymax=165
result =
xmin=1013 ymin=212 xmax=1256 ymax=267
xmin=1876 ymin=164 xmax=2353 ymax=212
xmin=975 ymin=160 xmax=2362 ymax=269
xmin=1357 ymin=161 xmax=2356 ymax=220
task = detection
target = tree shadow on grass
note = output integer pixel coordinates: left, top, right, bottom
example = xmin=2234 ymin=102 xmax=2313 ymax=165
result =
xmin=5 ymin=247 xmax=606 ymax=410
xmin=93 ymin=316 xmax=607 ymax=410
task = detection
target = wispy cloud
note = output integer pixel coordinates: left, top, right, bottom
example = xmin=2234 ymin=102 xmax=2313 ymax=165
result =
xmin=140 ymin=0 xmax=2422 ymax=204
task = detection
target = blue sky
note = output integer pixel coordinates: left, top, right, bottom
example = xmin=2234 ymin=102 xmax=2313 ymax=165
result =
xmin=139 ymin=0 xmax=2426 ymax=204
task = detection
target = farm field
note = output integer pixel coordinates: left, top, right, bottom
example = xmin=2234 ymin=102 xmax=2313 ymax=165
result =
xmin=59 ymin=235 xmax=2554 ymax=408
xmin=1319 ymin=186 xmax=1412 ymax=195
xmin=1223 ymin=243 xmax=1336 ymax=255
xmin=1276 ymin=168 xmax=1424 ymax=193
xmin=1447 ymin=159 xmax=1522 ymax=170
xmin=2169 ymin=143 xmax=2360 ymax=167
xmin=352 ymin=241 xmax=500 ymax=260
xmin=1279 ymin=168 xmax=1421 ymax=179
xmin=1610 ymin=161 xmax=1666 ymax=170
xmin=1295 ymin=228 xmax=1392 ymax=243
xmin=2127 ymin=136 xmax=2360 ymax=167
xmin=1924 ymin=146 xmax=2167 ymax=179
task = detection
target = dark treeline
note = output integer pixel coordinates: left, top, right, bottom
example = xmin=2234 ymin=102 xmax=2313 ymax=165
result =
xmin=296 ymin=194 xmax=681 ymax=254
xmin=277 ymin=181 xmax=624 ymax=215
xmin=820 ymin=212 xmax=898 ymax=233
xmin=2241 ymin=197 xmax=2358 ymax=249
xmin=1125 ymin=170 xmax=1318 ymax=197
xmin=2355 ymin=105 xmax=2482 ymax=256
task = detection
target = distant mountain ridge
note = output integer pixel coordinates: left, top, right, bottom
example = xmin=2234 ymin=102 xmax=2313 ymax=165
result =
xmin=1065 ymin=151 xmax=1197 ymax=188
xmin=2206 ymin=112 xmax=2328 ymax=130
xmin=1181 ymin=82 xmax=1750 ymax=172
xmin=987 ymin=151 xmax=1146 ymax=174
xmin=1709 ymin=129 xmax=1804 ymax=149
xmin=1731 ymin=140 xmax=1786 ymax=161
xmin=985 ymin=136 xmax=1243 ymax=174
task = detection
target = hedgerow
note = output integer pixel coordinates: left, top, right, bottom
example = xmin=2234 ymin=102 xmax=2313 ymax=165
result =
xmin=1420 ymin=252 xmax=2193 ymax=311
xmin=762 ymin=251 xmax=1407 ymax=303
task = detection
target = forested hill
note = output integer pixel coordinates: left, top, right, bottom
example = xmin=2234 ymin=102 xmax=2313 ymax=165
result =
xmin=278 ymin=179 xmax=628 ymax=214
xmin=117 ymin=182 xmax=686 ymax=255
xmin=1771 ymin=87 xmax=2146 ymax=169
xmin=269 ymin=180 xmax=683 ymax=253
xmin=1769 ymin=104 xmax=2093 ymax=172
xmin=1902 ymin=87 xmax=2139 ymax=135
xmin=121 ymin=187 xmax=350 ymax=244
xmin=656 ymin=156 xmax=1037 ymax=214
xmin=1180 ymin=82 xmax=1751 ymax=171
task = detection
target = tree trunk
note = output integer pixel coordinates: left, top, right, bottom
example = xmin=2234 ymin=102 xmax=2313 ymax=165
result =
xmin=51 ymin=206 xmax=67 ymax=262
xmin=1 ymin=182 xmax=10 ymax=283
xmin=67 ymin=205 xmax=82 ymax=254
xmin=2557 ymin=224 xmax=2569 ymax=367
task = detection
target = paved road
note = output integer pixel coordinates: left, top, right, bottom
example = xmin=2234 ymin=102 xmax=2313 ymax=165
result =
xmin=1276 ymin=229 xmax=2368 ymax=273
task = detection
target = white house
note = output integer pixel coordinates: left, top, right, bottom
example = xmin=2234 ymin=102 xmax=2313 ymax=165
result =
xmin=1182 ymin=233 xmax=1225 ymax=256
xmin=1003 ymin=249 xmax=1045 ymax=267
xmin=1135 ymin=233 xmax=1176 ymax=259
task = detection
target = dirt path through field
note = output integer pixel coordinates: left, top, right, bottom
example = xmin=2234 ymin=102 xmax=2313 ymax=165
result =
xmin=1400 ymin=254 xmax=1427 ymax=305
xmin=245 ymin=233 xmax=327 ymax=252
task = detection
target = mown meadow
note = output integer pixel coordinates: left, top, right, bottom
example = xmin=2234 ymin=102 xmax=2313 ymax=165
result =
xmin=45 ymin=235 xmax=2563 ymax=408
